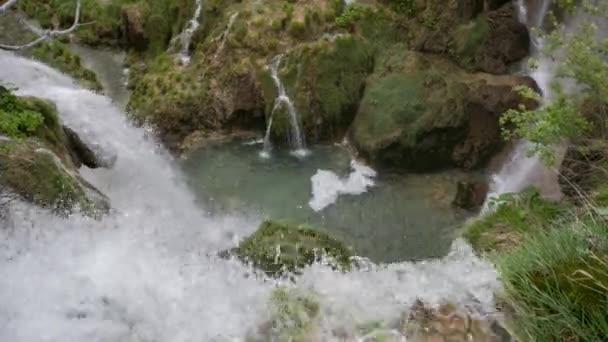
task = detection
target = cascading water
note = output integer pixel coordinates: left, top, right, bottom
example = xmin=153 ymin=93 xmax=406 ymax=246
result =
xmin=261 ymin=55 xmax=308 ymax=158
xmin=214 ymin=12 xmax=239 ymax=59
xmin=178 ymin=0 xmax=203 ymax=65
xmin=0 ymin=51 xmax=502 ymax=341
xmin=486 ymin=0 xmax=565 ymax=202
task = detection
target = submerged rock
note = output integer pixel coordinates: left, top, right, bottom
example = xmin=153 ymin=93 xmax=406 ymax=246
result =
xmin=232 ymin=220 xmax=352 ymax=276
xmin=250 ymin=287 xmax=321 ymax=341
xmin=402 ymin=300 xmax=509 ymax=342
xmin=453 ymin=180 xmax=489 ymax=210
xmin=350 ymin=48 xmax=537 ymax=172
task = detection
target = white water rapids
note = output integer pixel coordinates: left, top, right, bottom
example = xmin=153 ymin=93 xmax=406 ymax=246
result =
xmin=0 ymin=52 xmax=500 ymax=341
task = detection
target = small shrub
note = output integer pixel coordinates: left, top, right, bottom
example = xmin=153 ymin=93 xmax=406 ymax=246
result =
xmin=335 ymin=4 xmax=374 ymax=28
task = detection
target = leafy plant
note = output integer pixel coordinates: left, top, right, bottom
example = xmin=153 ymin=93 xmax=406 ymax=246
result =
xmin=0 ymin=87 xmax=44 ymax=138
xmin=500 ymin=1 xmax=607 ymax=165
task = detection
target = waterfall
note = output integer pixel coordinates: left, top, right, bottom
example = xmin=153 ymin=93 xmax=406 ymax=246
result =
xmin=214 ymin=12 xmax=239 ymax=59
xmin=486 ymin=0 xmax=566 ymax=202
xmin=261 ymin=55 xmax=308 ymax=158
xmin=178 ymin=0 xmax=203 ymax=65
xmin=0 ymin=51 xmax=503 ymax=341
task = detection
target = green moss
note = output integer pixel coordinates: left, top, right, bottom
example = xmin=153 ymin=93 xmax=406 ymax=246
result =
xmin=235 ymin=220 xmax=352 ymax=275
xmin=0 ymin=139 xmax=101 ymax=214
xmin=32 ymin=41 xmax=102 ymax=91
xmin=267 ymin=35 xmax=373 ymax=142
xmin=0 ymin=87 xmax=44 ymax=138
xmin=353 ymin=72 xmax=425 ymax=151
xmin=464 ymin=188 xmax=567 ymax=253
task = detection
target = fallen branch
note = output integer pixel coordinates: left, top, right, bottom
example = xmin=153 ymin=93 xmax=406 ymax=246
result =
xmin=0 ymin=0 xmax=83 ymax=51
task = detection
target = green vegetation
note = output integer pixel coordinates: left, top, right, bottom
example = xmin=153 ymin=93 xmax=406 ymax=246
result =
xmin=501 ymin=1 xmax=607 ymax=167
xmin=18 ymin=0 xmax=196 ymax=51
xmin=464 ymin=188 xmax=568 ymax=253
xmin=234 ymin=220 xmax=352 ymax=276
xmin=32 ymin=42 xmax=101 ymax=90
xmin=265 ymin=287 xmax=320 ymax=341
xmin=0 ymin=86 xmax=109 ymax=215
xmin=335 ymin=4 xmax=375 ymax=28
xmin=0 ymin=87 xmax=44 ymax=138
xmin=495 ymin=217 xmax=608 ymax=341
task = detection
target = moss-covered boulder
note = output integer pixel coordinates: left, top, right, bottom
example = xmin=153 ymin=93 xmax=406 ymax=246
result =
xmin=233 ymin=220 xmax=352 ymax=276
xmin=0 ymin=88 xmax=110 ymax=216
xmin=261 ymin=34 xmax=374 ymax=143
xmin=350 ymin=47 xmax=537 ymax=171
xmin=0 ymin=139 xmax=109 ymax=215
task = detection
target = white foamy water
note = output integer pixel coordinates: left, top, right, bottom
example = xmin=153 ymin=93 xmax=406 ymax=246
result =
xmin=0 ymin=51 xmax=500 ymax=341
xmin=178 ymin=0 xmax=203 ymax=65
xmin=309 ymin=160 xmax=377 ymax=212
xmin=262 ymin=55 xmax=308 ymax=157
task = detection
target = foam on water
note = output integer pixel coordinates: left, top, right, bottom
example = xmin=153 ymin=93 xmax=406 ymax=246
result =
xmin=309 ymin=160 xmax=377 ymax=212
xmin=0 ymin=51 xmax=500 ymax=341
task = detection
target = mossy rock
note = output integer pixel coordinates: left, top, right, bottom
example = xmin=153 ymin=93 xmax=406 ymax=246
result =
xmin=234 ymin=220 xmax=352 ymax=275
xmin=32 ymin=41 xmax=102 ymax=91
xmin=0 ymin=139 xmax=109 ymax=216
xmin=463 ymin=187 xmax=567 ymax=253
xmin=0 ymin=89 xmax=109 ymax=216
xmin=350 ymin=47 xmax=537 ymax=171
xmin=412 ymin=1 xmax=528 ymax=74
xmin=262 ymin=34 xmax=374 ymax=144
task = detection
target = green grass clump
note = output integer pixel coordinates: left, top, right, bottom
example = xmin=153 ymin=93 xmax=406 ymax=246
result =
xmin=464 ymin=187 xmax=567 ymax=253
xmin=235 ymin=219 xmax=352 ymax=276
xmin=32 ymin=42 xmax=101 ymax=90
xmin=495 ymin=218 xmax=608 ymax=341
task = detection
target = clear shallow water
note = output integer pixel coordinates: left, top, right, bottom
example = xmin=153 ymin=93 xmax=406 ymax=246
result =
xmin=182 ymin=141 xmax=473 ymax=263
xmin=0 ymin=51 xmax=500 ymax=341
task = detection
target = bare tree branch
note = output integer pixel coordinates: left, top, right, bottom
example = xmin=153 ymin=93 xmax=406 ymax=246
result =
xmin=0 ymin=0 xmax=83 ymax=51
xmin=0 ymin=0 xmax=19 ymax=15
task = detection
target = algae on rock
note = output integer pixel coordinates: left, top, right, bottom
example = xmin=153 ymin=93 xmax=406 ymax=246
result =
xmin=234 ymin=220 xmax=352 ymax=276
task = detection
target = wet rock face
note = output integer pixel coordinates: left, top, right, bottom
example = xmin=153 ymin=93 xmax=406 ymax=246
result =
xmin=402 ymin=300 xmax=509 ymax=342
